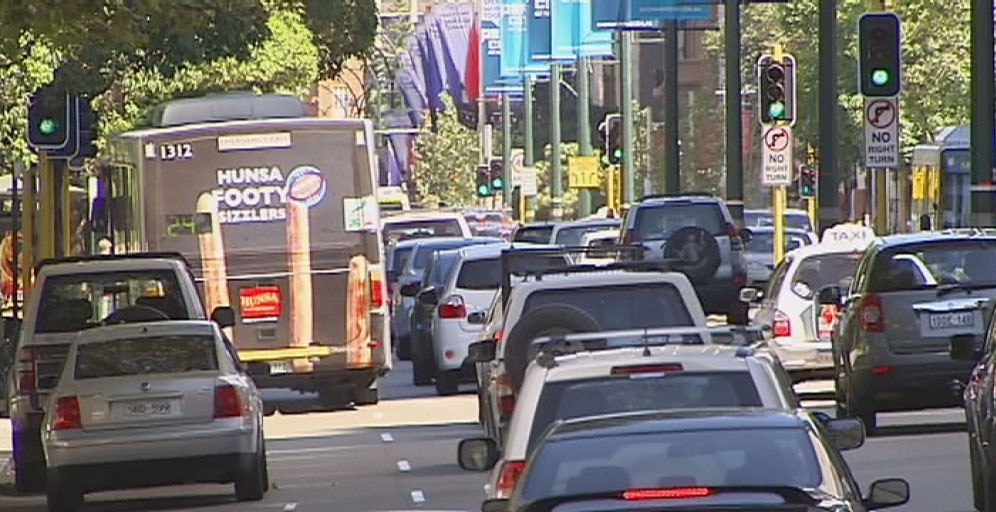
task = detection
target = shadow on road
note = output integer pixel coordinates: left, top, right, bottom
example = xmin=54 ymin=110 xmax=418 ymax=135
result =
xmin=872 ymin=421 xmax=966 ymax=438
xmin=78 ymin=492 xmax=235 ymax=512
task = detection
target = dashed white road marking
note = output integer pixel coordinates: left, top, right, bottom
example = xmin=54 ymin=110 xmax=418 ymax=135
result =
xmin=283 ymin=503 xmax=298 ymax=512
xmin=411 ymin=489 xmax=426 ymax=504
xmin=381 ymin=433 xmax=394 ymax=442
xmin=397 ymin=459 xmax=411 ymax=472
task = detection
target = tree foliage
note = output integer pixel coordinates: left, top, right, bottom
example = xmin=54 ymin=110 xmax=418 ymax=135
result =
xmin=414 ymin=95 xmax=481 ymax=206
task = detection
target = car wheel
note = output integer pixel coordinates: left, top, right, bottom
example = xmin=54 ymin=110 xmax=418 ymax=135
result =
xmin=14 ymin=430 xmax=46 ymax=493
xmin=970 ymin=439 xmax=986 ymax=511
xmin=396 ymin=335 xmax=412 ymax=361
xmin=45 ymin=470 xmax=82 ymax=512
xmin=235 ymin=439 xmax=267 ymax=501
xmin=844 ymin=379 xmax=877 ymax=436
xmin=435 ymin=370 xmax=459 ymax=396
xmin=664 ymin=226 xmax=721 ymax=285
xmin=504 ymin=304 xmax=602 ymax=391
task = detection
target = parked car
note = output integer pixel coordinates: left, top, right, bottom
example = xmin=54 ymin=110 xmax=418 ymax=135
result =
xmin=743 ymin=226 xmax=817 ymax=284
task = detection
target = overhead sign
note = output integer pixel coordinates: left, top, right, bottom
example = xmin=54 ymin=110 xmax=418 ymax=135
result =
xmin=863 ymin=96 xmax=899 ymax=168
xmin=761 ymin=125 xmax=793 ymax=186
xmin=551 ymin=0 xmax=614 ymax=59
xmin=568 ymin=155 xmax=600 ymax=188
xmin=501 ymin=0 xmax=547 ymax=76
xmin=820 ymin=223 xmax=876 ymax=247
xmin=590 ymin=0 xmax=710 ymax=29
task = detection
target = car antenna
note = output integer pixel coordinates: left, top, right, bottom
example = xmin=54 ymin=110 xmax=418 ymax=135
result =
xmin=642 ymin=327 xmax=651 ymax=357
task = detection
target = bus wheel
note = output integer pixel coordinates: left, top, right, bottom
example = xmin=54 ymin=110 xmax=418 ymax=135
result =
xmin=353 ymin=381 xmax=379 ymax=406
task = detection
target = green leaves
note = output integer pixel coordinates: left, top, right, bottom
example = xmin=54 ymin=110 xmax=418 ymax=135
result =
xmin=414 ymin=95 xmax=481 ymax=206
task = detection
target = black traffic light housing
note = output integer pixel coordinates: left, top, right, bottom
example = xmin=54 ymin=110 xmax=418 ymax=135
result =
xmin=28 ymin=86 xmax=72 ymax=150
xmin=758 ymin=55 xmax=796 ymax=124
xmin=599 ymin=114 xmax=622 ymax=165
xmin=476 ymin=164 xmax=493 ymax=197
xmin=488 ymin=158 xmax=504 ymax=191
xmin=858 ymin=13 xmax=901 ymax=97
xmin=75 ymin=96 xmax=98 ymax=159
xmin=798 ymin=166 xmax=816 ymax=198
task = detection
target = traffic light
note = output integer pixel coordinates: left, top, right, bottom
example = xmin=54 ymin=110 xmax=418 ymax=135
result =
xmin=798 ymin=167 xmax=816 ymax=197
xmin=599 ymin=114 xmax=622 ymax=165
xmin=757 ymin=54 xmax=796 ymax=124
xmin=476 ymin=164 xmax=493 ymax=197
xmin=489 ymin=158 xmax=504 ymax=191
xmin=28 ymin=85 xmax=71 ymax=150
xmin=75 ymin=96 xmax=98 ymax=159
xmin=858 ymin=13 xmax=901 ymax=97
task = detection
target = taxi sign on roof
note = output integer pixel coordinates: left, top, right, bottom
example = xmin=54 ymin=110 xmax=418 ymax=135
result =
xmin=820 ymin=223 xmax=876 ymax=248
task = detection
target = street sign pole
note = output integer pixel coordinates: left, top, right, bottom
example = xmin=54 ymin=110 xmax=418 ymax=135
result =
xmin=578 ymin=56 xmax=593 ymax=217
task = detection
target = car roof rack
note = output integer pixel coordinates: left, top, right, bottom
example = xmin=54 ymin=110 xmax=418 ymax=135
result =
xmin=499 ymin=245 xmax=673 ymax=305
xmin=528 ymin=325 xmax=765 ymax=368
xmin=640 ymin=192 xmax=715 ymax=200
xmin=35 ymin=251 xmax=191 ymax=273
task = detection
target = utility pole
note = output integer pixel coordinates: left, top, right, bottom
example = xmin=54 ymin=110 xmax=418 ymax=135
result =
xmin=550 ymin=63 xmax=563 ymax=220
xmin=663 ymin=20 xmax=679 ymax=196
xmin=523 ymin=77 xmax=535 ymax=222
xmin=502 ymin=91 xmax=512 ymax=210
xmin=621 ymin=32 xmax=635 ymax=203
xmin=577 ymin=56 xmax=593 ymax=217
xmin=971 ymin=0 xmax=995 ymax=226
xmin=724 ymin=0 xmax=743 ymax=224
xmin=818 ymin=0 xmax=839 ymax=233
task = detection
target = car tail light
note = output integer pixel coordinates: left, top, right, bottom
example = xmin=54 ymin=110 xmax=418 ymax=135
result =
xmin=497 ymin=374 xmax=516 ymax=420
xmin=214 ymin=385 xmax=247 ymax=418
xmin=623 ymin=487 xmax=714 ymax=500
xmin=611 ymin=363 xmax=683 ymax=375
xmin=438 ymin=295 xmax=467 ymax=319
xmin=15 ymin=347 xmax=36 ymax=393
xmin=773 ymin=310 xmax=791 ymax=337
xmin=860 ymin=294 xmax=885 ymax=332
xmin=495 ymin=460 xmax=526 ymax=498
xmin=733 ymin=273 xmax=748 ymax=286
xmin=52 ymin=396 xmax=81 ymax=430
xmin=370 ymin=270 xmax=386 ymax=309
xmin=728 ymin=223 xmax=744 ymax=250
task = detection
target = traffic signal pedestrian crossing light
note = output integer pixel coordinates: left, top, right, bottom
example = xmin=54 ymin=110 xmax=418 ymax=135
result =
xmin=28 ymin=86 xmax=71 ymax=150
xmin=859 ymin=13 xmax=901 ymax=97
xmin=476 ymin=165 xmax=493 ymax=197
xmin=489 ymin=158 xmax=504 ymax=191
xmin=758 ymin=55 xmax=796 ymax=125
xmin=798 ymin=167 xmax=816 ymax=197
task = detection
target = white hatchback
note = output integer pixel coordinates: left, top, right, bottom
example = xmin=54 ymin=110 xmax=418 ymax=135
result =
xmin=42 ymin=321 xmax=266 ymax=511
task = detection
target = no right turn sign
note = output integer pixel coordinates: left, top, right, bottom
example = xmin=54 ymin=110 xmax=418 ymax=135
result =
xmin=762 ymin=125 xmax=793 ymax=186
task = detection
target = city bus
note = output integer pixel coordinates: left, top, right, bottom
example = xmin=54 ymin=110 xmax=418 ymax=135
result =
xmin=910 ymin=125 xmax=972 ymax=231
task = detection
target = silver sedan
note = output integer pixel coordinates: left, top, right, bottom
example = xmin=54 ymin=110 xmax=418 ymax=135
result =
xmin=42 ymin=320 xmax=267 ymax=512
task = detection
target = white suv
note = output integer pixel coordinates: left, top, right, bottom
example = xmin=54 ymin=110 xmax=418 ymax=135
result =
xmin=461 ymin=326 xmax=796 ymax=500
xmin=470 ymin=250 xmax=708 ymax=446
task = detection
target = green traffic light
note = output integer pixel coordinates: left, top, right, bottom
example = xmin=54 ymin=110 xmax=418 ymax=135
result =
xmin=492 ymin=178 xmax=503 ymax=188
xmin=39 ymin=118 xmax=58 ymax=135
xmin=478 ymin=184 xmax=490 ymax=195
xmin=768 ymin=101 xmax=786 ymax=119
xmin=613 ymin=149 xmax=622 ymax=160
xmin=871 ymin=69 xmax=890 ymax=86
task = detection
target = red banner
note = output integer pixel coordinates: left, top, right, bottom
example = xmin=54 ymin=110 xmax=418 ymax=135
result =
xmin=239 ymin=286 xmax=281 ymax=321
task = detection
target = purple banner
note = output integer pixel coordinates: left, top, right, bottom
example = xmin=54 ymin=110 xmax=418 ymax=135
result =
xmin=416 ymin=21 xmax=446 ymax=111
xmin=433 ymin=3 xmax=475 ymax=105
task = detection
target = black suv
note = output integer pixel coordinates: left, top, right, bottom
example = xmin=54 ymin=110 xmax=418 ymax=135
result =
xmin=619 ymin=194 xmax=749 ymax=323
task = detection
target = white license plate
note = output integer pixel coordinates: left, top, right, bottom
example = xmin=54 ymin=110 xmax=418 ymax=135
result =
xmin=120 ymin=400 xmax=177 ymax=418
xmin=811 ymin=351 xmax=833 ymax=366
xmin=269 ymin=361 xmax=292 ymax=374
xmin=929 ymin=311 xmax=975 ymax=330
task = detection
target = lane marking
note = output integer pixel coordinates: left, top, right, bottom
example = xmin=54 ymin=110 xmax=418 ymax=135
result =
xmin=283 ymin=503 xmax=298 ymax=512
xmin=411 ymin=490 xmax=426 ymax=504
xmin=397 ymin=460 xmax=411 ymax=472
xmin=381 ymin=433 xmax=394 ymax=443
xmin=268 ymin=446 xmax=365 ymax=456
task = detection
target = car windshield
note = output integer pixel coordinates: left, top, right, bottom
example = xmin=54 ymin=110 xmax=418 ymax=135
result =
xmin=75 ymin=334 xmax=219 ymax=379
xmin=633 ymin=204 xmax=725 ymax=241
xmin=36 ymin=271 xmax=188 ymax=333
xmin=555 ymin=224 xmax=619 ymax=246
xmin=527 ymin=373 xmax=762 ymax=453
xmin=408 ymin=239 xmax=492 ymax=273
xmin=457 ymin=255 xmax=571 ymax=290
xmin=792 ymin=253 xmax=863 ymax=298
xmin=746 ymin=232 xmax=808 ymax=254
xmin=383 ymin=219 xmax=464 ymax=243
xmin=520 ymin=426 xmax=823 ymax=502
xmin=523 ymin=284 xmax=693 ymax=330
xmin=869 ymin=240 xmax=996 ymax=292
xmin=514 ymin=225 xmax=555 ymax=244
xmin=745 ymin=212 xmax=810 ymax=231
xmin=389 ymin=246 xmax=414 ymax=274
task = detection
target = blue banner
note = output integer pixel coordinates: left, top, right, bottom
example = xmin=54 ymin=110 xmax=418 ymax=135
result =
xmin=591 ymin=0 xmax=710 ymax=29
xmin=501 ymin=0 xmax=548 ymax=76
xmin=415 ymin=23 xmax=446 ymax=110
xmin=551 ymin=0 xmax=614 ymax=59
xmin=527 ymin=0 xmax=553 ymax=61
xmin=434 ymin=4 xmax=475 ymax=105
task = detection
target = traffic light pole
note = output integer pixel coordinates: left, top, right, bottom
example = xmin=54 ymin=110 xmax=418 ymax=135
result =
xmin=724 ymin=0 xmax=743 ymax=224
xmin=577 ymin=56 xmax=593 ymax=217
xmin=523 ymin=77 xmax=535 ymax=222
xmin=38 ymin=152 xmax=57 ymax=260
xmin=818 ymin=0 xmax=839 ymax=233
xmin=502 ymin=92 xmax=512 ymax=209
xmin=971 ymin=0 xmax=995 ymax=226
xmin=621 ymin=32 xmax=635 ymax=204
xmin=663 ymin=20 xmax=679 ymax=196
xmin=550 ymin=63 xmax=564 ymax=220
xmin=22 ymin=165 xmax=35 ymax=292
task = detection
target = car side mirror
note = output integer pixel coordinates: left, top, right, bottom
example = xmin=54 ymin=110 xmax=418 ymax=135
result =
xmin=823 ymin=417 xmax=865 ymax=451
xmin=863 ymin=478 xmax=910 ymax=509
xmin=417 ymin=288 xmax=438 ymax=306
xmin=949 ymin=334 xmax=983 ymax=362
xmin=468 ymin=311 xmax=487 ymax=325
xmin=399 ymin=282 xmax=422 ymax=297
xmin=738 ymin=287 xmax=762 ymax=303
xmin=457 ymin=437 xmax=500 ymax=471
xmin=468 ymin=339 xmax=497 ymax=362
xmin=817 ymin=285 xmax=843 ymax=307
xmin=211 ymin=306 xmax=236 ymax=328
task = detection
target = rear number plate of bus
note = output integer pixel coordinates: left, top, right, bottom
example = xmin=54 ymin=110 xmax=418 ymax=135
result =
xmin=119 ymin=400 xmax=177 ymax=418
xmin=269 ymin=361 xmax=292 ymax=374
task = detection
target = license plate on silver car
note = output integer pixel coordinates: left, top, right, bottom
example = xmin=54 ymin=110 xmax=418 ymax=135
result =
xmin=928 ymin=311 xmax=975 ymax=330
xmin=120 ymin=400 xmax=178 ymax=418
